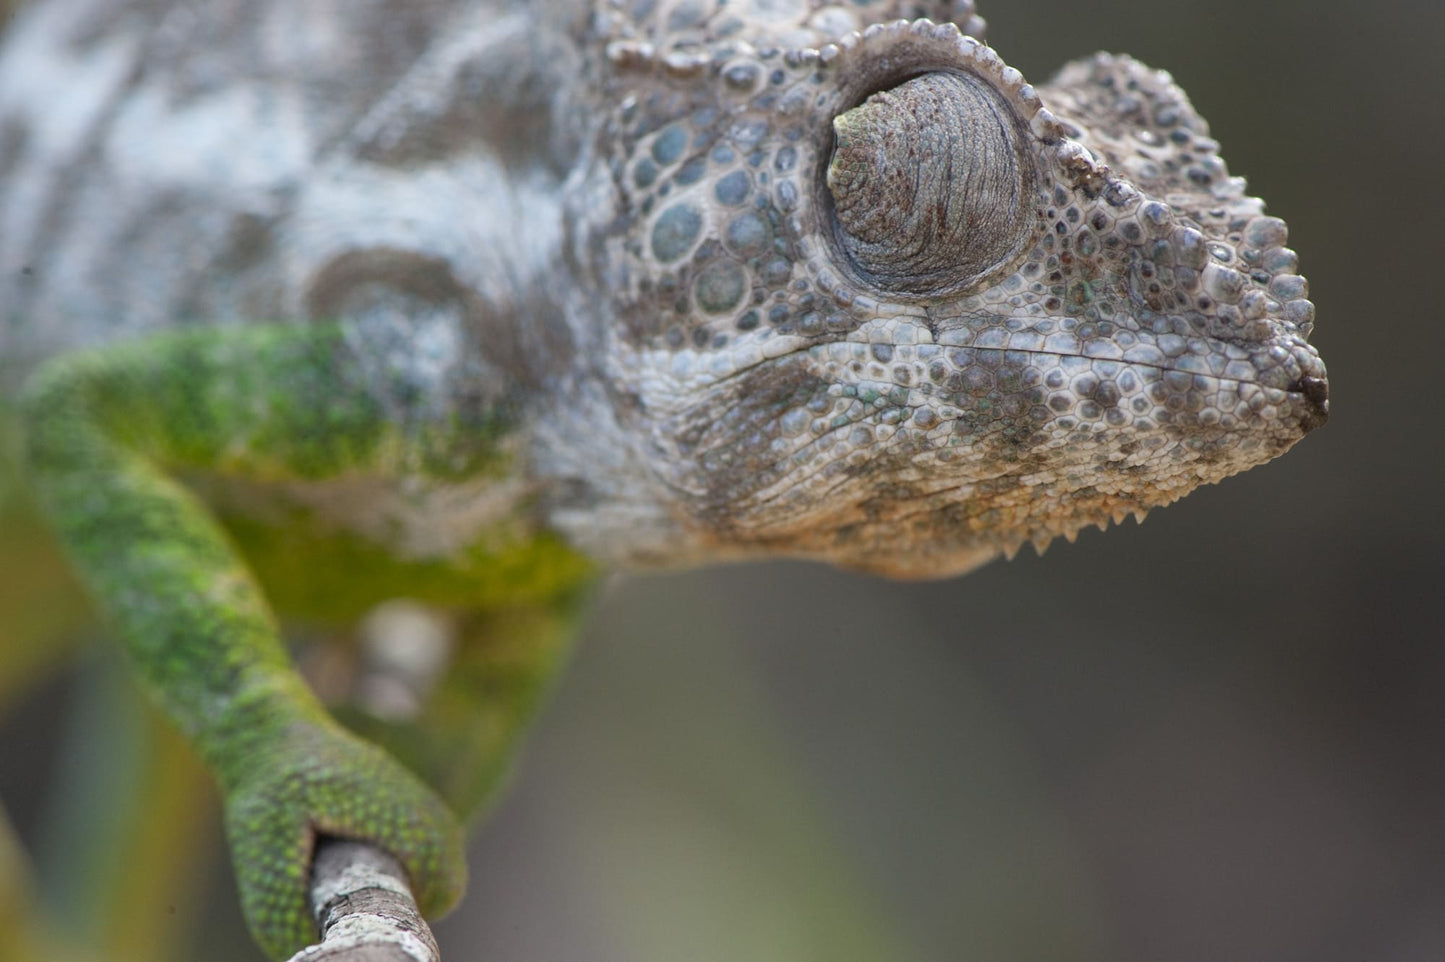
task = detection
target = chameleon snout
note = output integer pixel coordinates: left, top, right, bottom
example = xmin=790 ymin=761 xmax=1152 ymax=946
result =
xmin=1292 ymin=374 xmax=1330 ymax=434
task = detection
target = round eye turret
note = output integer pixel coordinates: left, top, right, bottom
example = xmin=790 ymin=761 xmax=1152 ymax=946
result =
xmin=826 ymin=71 xmax=1034 ymax=296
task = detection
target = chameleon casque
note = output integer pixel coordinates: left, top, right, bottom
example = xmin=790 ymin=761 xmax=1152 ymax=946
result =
xmin=0 ymin=0 xmax=1327 ymax=957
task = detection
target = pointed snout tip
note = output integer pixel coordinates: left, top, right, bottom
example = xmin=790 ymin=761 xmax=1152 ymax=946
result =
xmin=1293 ymin=375 xmax=1329 ymax=433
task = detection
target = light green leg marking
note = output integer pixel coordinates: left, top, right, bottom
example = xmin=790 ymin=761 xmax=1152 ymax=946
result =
xmin=20 ymin=325 xmax=473 ymax=960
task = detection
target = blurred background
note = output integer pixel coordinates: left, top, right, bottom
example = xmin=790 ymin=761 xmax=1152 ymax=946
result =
xmin=3 ymin=1 xmax=1442 ymax=961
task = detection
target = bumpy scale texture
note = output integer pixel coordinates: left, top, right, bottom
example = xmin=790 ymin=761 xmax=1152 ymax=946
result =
xmin=555 ymin=5 xmax=1326 ymax=575
xmin=0 ymin=0 xmax=1327 ymax=957
xmin=18 ymin=327 xmax=471 ymax=960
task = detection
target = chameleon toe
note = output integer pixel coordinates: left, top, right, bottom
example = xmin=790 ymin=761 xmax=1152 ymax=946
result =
xmin=222 ymin=721 xmax=466 ymax=960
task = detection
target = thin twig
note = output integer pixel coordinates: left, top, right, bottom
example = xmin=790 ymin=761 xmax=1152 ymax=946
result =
xmin=285 ymin=837 xmax=441 ymax=962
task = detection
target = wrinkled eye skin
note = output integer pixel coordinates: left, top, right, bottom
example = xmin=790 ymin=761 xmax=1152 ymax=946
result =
xmin=554 ymin=13 xmax=1327 ymax=578
xmin=824 ymin=70 xmax=1039 ymax=296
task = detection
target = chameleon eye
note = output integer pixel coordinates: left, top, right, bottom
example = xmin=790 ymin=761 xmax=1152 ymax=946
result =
xmin=825 ymin=71 xmax=1034 ymax=296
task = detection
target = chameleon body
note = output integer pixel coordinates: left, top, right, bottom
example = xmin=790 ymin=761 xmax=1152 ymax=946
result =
xmin=0 ymin=0 xmax=1327 ymax=957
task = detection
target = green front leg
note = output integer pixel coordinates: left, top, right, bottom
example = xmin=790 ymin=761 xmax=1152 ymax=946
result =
xmin=20 ymin=324 xmax=469 ymax=959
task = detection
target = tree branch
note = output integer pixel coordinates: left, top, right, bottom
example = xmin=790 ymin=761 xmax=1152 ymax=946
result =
xmin=286 ymin=837 xmax=441 ymax=962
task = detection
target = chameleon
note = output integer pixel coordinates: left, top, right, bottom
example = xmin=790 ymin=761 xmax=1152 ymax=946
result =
xmin=0 ymin=0 xmax=1327 ymax=957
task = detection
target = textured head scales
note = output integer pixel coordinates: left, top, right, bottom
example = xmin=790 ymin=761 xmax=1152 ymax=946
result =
xmin=564 ymin=4 xmax=1326 ymax=577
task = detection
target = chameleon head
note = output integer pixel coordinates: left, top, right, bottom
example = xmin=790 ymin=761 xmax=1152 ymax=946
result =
xmin=575 ymin=16 xmax=1326 ymax=577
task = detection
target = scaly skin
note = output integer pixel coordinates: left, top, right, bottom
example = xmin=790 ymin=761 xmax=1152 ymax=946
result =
xmin=19 ymin=326 xmax=494 ymax=957
xmin=0 ymin=0 xmax=1326 ymax=957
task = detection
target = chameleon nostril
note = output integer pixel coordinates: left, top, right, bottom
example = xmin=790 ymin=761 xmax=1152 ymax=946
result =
xmin=1292 ymin=375 xmax=1329 ymax=431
